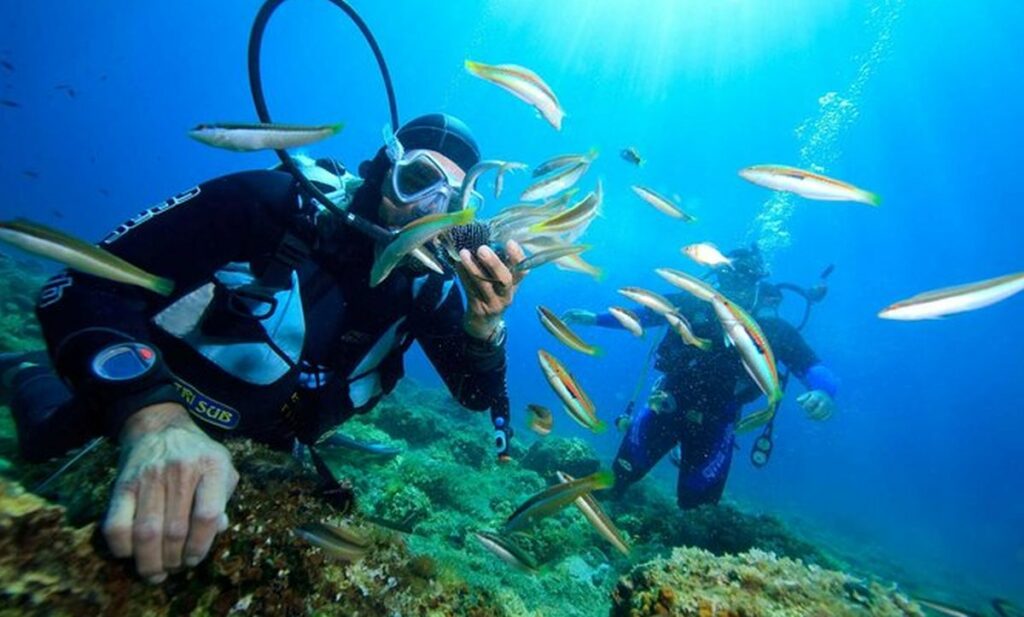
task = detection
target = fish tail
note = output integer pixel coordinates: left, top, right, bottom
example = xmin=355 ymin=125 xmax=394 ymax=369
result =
xmin=586 ymin=147 xmax=600 ymax=161
xmin=150 ymin=276 xmax=175 ymax=296
xmin=592 ymin=469 xmax=615 ymax=490
xmin=464 ymin=59 xmax=484 ymax=75
xmin=329 ymin=122 xmax=345 ymax=135
xmin=861 ymin=190 xmax=882 ymax=207
xmin=735 ymin=403 xmax=777 ymax=434
xmin=588 ymin=345 xmax=604 ymax=358
xmin=695 ymin=337 xmax=712 ymax=352
xmin=590 ymin=268 xmax=606 ymax=283
xmin=591 ymin=420 xmax=608 ymax=434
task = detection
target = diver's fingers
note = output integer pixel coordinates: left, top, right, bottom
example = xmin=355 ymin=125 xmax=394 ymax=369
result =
xmin=103 ymin=483 xmax=138 ymax=559
xmin=134 ymin=468 xmax=167 ymax=583
xmin=477 ymin=245 xmax=513 ymax=289
xmin=184 ymin=464 xmax=237 ymax=568
xmin=458 ymin=249 xmax=503 ymax=309
xmin=505 ymin=240 xmax=528 ymax=284
xmin=162 ymin=459 xmax=199 ymax=570
xmin=456 ymin=250 xmax=490 ymax=297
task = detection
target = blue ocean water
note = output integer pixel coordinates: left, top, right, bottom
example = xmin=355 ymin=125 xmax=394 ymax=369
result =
xmin=1 ymin=0 xmax=1022 ymax=607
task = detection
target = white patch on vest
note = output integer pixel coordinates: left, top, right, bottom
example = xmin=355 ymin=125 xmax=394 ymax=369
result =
xmin=411 ymin=275 xmax=429 ymax=300
xmin=349 ymin=372 xmax=383 ymax=407
xmin=436 ymin=278 xmax=455 ymax=310
xmin=152 ymin=264 xmax=306 ymax=386
xmin=349 ymin=317 xmax=406 ymax=380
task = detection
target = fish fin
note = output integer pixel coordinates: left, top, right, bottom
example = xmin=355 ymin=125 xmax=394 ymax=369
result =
xmin=735 ymin=405 xmax=777 ymax=434
xmin=151 ymin=276 xmax=175 ymax=296
xmin=862 ymin=190 xmax=882 ymax=207
xmin=593 ymin=469 xmax=615 ymax=490
xmin=723 ymin=334 xmax=733 ymax=348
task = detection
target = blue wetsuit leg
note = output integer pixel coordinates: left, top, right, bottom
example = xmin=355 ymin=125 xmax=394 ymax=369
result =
xmin=611 ymin=403 xmax=682 ymax=492
xmin=676 ymin=408 xmax=737 ymax=509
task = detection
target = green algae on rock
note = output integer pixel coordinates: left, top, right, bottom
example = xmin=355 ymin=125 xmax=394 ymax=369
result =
xmin=610 ymin=546 xmax=925 ymax=617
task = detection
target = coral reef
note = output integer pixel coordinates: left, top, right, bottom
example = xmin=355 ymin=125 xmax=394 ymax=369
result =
xmin=0 ymin=254 xmax=929 ymax=615
xmin=0 ymin=252 xmax=46 ymax=352
xmin=0 ymin=441 xmax=507 ymax=616
xmin=520 ymin=436 xmax=601 ymax=479
xmin=610 ymin=546 xmax=924 ymax=617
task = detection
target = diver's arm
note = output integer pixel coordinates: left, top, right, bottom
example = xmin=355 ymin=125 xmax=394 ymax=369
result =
xmin=36 ymin=170 xmax=300 ymax=437
xmin=765 ymin=318 xmax=839 ymax=419
xmin=36 ymin=170 xmax=299 ymax=580
xmin=413 ymin=278 xmax=513 ymax=457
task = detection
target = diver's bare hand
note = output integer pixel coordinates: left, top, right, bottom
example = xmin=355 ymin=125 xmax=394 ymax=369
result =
xmin=457 ymin=240 xmax=527 ymax=340
xmin=797 ymin=390 xmax=835 ymax=421
xmin=103 ymin=402 xmax=238 ymax=583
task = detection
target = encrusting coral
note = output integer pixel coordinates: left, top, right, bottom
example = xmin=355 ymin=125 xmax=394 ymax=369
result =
xmin=610 ymin=546 xmax=925 ymax=617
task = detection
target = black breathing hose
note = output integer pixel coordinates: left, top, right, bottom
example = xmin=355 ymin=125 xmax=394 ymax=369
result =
xmin=247 ymin=0 xmax=399 ymax=242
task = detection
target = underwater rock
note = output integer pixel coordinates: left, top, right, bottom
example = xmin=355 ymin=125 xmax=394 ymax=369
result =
xmin=521 ymin=436 xmax=601 ymax=479
xmin=610 ymin=546 xmax=925 ymax=617
xmin=0 ymin=252 xmax=47 ymax=352
xmin=0 ymin=440 xmax=509 ymax=616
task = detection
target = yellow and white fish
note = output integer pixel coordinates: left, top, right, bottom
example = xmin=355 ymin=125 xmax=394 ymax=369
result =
xmin=739 ymin=164 xmax=880 ymax=206
xmin=655 ymin=267 xmax=716 ymax=302
xmin=712 ymin=294 xmax=782 ymax=433
xmin=555 ymin=471 xmax=630 ymax=556
xmin=879 ymin=272 xmax=1024 ymax=320
xmin=465 ymin=60 xmax=565 ymax=130
xmin=608 ymin=306 xmax=643 ymax=337
xmin=0 ymin=219 xmax=174 ymax=296
xmin=188 ymin=122 xmax=343 ymax=152
xmin=664 ymin=312 xmax=712 ymax=351
xmin=618 ymin=287 xmax=676 ymax=316
xmin=630 ymin=186 xmax=696 ymax=221
xmin=521 ymin=152 xmax=597 ymax=202
xmin=537 ymin=350 xmax=605 ymax=433
xmin=683 ymin=243 xmax=733 ymax=269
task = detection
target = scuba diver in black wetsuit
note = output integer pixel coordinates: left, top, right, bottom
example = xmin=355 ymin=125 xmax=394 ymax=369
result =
xmin=563 ymin=245 xmax=840 ymax=509
xmin=0 ymin=113 xmax=528 ymax=583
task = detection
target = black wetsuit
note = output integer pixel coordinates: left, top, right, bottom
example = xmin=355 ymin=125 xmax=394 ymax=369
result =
xmin=11 ymin=165 xmax=509 ymax=461
xmin=597 ymin=291 xmax=838 ymax=508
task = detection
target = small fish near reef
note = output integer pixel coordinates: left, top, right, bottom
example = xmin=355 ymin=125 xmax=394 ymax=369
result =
xmin=537 ymin=305 xmax=601 ymax=356
xmin=526 ymin=404 xmax=553 ymax=436
xmin=555 ymin=471 xmax=630 ymax=556
xmin=537 ymin=349 xmax=605 ymax=433
xmin=739 ymin=164 xmax=881 ymax=206
xmin=503 ymin=470 xmax=614 ymax=532
xmin=188 ymin=122 xmax=344 ymax=152
xmin=465 ymin=60 xmax=565 ymax=130
xmin=472 ymin=530 xmax=538 ymax=572
xmin=620 ymin=147 xmax=644 ymax=167
xmin=294 ymin=521 xmax=370 ymax=562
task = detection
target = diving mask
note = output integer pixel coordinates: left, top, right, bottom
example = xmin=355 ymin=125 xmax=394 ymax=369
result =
xmin=383 ymin=125 xmax=483 ymax=218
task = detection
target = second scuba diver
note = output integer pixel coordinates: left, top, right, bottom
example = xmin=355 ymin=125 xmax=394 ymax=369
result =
xmin=563 ymin=245 xmax=840 ymax=509
xmin=0 ymin=114 xmax=525 ymax=583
